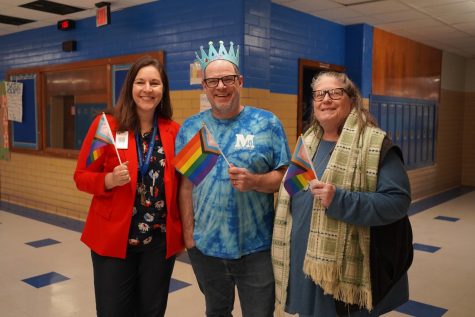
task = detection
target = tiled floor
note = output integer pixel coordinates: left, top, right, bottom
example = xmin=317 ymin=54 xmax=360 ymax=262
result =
xmin=0 ymin=187 xmax=474 ymax=317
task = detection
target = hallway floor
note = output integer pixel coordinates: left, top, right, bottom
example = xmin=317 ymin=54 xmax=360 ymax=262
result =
xmin=0 ymin=188 xmax=474 ymax=316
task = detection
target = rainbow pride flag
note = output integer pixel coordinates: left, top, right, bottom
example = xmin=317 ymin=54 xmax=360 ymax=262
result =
xmin=86 ymin=114 xmax=115 ymax=167
xmin=172 ymin=126 xmax=221 ymax=185
xmin=283 ymin=136 xmax=316 ymax=196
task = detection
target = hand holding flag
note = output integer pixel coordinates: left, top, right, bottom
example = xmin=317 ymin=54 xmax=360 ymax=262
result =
xmin=86 ymin=113 xmax=122 ymax=168
xmin=283 ymin=135 xmax=317 ymax=196
xmin=172 ymin=124 xmax=228 ymax=185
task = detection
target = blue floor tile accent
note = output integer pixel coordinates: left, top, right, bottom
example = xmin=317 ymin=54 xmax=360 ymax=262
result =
xmin=434 ymin=215 xmax=460 ymax=222
xmin=22 ymin=272 xmax=70 ymax=288
xmin=413 ymin=243 xmax=441 ymax=253
xmin=26 ymin=238 xmax=61 ymax=248
xmin=169 ymin=278 xmax=191 ymax=293
xmin=396 ymin=300 xmax=448 ymax=317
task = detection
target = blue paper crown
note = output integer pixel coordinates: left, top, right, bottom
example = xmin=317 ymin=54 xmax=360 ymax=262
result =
xmin=195 ymin=40 xmax=240 ymax=70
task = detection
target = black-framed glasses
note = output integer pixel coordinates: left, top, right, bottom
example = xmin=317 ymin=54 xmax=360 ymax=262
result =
xmin=312 ymin=88 xmax=347 ymax=101
xmin=203 ymin=75 xmax=239 ymax=88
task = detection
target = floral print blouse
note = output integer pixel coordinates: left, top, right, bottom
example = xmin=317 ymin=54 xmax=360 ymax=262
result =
xmin=128 ymin=129 xmax=167 ymax=246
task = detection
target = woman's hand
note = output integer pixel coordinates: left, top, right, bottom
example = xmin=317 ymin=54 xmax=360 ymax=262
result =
xmin=309 ymin=179 xmax=336 ymax=208
xmin=105 ymin=161 xmax=130 ymax=189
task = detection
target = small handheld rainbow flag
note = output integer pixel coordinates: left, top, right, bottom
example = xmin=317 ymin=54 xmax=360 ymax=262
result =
xmin=86 ymin=113 xmax=120 ymax=167
xmin=283 ymin=136 xmax=317 ymax=196
xmin=172 ymin=125 xmax=224 ymax=185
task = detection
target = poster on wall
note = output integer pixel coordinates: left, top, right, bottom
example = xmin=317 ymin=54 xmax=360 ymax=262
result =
xmin=0 ymin=81 xmax=11 ymax=160
xmin=190 ymin=62 xmax=202 ymax=85
xmin=5 ymin=81 xmax=23 ymax=122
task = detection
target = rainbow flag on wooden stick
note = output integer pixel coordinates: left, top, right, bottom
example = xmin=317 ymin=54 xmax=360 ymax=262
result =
xmin=86 ymin=113 xmax=120 ymax=167
xmin=173 ymin=125 xmax=222 ymax=185
xmin=283 ymin=136 xmax=316 ymax=196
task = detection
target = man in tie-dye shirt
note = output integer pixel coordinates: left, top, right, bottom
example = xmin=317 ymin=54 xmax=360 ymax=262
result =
xmin=176 ymin=40 xmax=290 ymax=317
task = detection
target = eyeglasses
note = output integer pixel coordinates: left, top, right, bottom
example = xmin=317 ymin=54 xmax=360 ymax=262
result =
xmin=203 ymin=75 xmax=239 ymax=88
xmin=312 ymin=88 xmax=347 ymax=101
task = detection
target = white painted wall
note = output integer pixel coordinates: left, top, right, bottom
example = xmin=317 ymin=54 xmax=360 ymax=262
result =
xmin=441 ymin=51 xmax=466 ymax=91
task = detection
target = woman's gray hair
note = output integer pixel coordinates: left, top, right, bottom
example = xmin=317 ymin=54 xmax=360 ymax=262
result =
xmin=310 ymin=71 xmax=377 ymax=132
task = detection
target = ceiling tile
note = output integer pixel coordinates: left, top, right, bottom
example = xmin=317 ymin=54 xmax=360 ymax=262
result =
xmin=20 ymin=0 xmax=86 ymax=15
xmin=3 ymin=0 xmax=35 ymax=5
xmin=417 ymin=1 xmax=475 ymax=16
xmin=453 ymin=21 xmax=475 ymax=35
xmin=0 ymin=14 xmax=35 ymax=25
xmin=367 ymin=9 xmax=428 ymax=23
xmin=333 ymin=0 xmax=381 ymax=4
xmin=336 ymin=14 xmax=385 ymax=25
xmin=409 ymin=24 xmax=467 ymax=37
xmin=1 ymin=6 xmax=61 ymax=20
xmin=376 ymin=18 xmax=442 ymax=30
xmin=287 ymin=0 xmax=341 ymax=11
xmin=437 ymin=11 xmax=475 ymax=24
xmin=400 ymin=0 xmax=469 ymax=8
xmin=348 ymin=0 xmax=409 ymax=14
xmin=311 ymin=7 xmax=361 ymax=21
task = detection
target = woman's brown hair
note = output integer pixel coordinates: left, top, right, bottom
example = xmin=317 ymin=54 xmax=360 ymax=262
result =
xmin=114 ymin=55 xmax=172 ymax=132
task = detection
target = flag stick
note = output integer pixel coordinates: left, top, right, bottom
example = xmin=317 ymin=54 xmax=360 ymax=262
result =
xmin=102 ymin=112 xmax=123 ymax=165
xmin=300 ymin=134 xmax=318 ymax=180
xmin=203 ymin=123 xmax=231 ymax=167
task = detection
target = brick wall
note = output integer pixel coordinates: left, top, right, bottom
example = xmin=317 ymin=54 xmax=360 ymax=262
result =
xmin=0 ymin=153 xmax=90 ymax=220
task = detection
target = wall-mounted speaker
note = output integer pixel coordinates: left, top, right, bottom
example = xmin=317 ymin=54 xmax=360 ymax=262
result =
xmin=62 ymin=40 xmax=77 ymax=52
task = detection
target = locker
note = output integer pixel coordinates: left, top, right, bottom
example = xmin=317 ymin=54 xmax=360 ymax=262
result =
xmin=369 ymin=95 xmax=436 ymax=170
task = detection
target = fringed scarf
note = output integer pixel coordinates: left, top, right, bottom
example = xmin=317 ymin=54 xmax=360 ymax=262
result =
xmin=272 ymin=109 xmax=386 ymax=316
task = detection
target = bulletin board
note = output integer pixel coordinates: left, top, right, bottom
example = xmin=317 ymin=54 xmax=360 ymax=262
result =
xmin=10 ymin=74 xmax=39 ymax=149
xmin=0 ymin=82 xmax=10 ymax=160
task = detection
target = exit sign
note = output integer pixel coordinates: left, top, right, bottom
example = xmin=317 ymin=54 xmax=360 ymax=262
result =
xmin=96 ymin=4 xmax=111 ymax=27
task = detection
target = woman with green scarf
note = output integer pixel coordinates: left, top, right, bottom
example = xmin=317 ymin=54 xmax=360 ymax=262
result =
xmin=272 ymin=71 xmax=413 ymax=317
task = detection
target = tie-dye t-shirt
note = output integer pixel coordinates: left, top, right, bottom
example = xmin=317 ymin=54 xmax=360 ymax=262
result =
xmin=175 ymin=106 xmax=290 ymax=259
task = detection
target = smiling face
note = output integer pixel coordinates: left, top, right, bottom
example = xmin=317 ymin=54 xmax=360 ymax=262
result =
xmin=132 ymin=65 xmax=163 ymax=118
xmin=312 ymin=75 xmax=352 ymax=136
xmin=202 ymin=59 xmax=243 ymax=120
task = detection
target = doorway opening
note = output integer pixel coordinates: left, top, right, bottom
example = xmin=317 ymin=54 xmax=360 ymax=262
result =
xmin=297 ymin=59 xmax=345 ymax=136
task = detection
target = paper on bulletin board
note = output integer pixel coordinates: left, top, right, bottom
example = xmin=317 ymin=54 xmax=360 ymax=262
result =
xmin=5 ymin=81 xmax=23 ymax=122
xmin=0 ymin=82 xmax=11 ymax=160
xmin=190 ymin=62 xmax=203 ymax=85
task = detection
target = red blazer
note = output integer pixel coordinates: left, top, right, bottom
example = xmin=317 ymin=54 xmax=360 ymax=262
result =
xmin=74 ymin=114 xmax=184 ymax=259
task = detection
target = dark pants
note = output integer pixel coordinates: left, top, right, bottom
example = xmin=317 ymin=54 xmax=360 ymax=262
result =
xmin=187 ymin=247 xmax=275 ymax=317
xmin=91 ymin=237 xmax=175 ymax=317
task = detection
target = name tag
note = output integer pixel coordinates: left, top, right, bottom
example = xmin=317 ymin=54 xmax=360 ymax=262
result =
xmin=116 ymin=131 xmax=128 ymax=149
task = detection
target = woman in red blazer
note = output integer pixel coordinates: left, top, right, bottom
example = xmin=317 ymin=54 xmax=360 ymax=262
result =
xmin=74 ymin=56 xmax=184 ymax=317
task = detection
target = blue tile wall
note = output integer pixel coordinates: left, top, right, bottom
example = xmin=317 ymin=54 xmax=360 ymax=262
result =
xmin=0 ymin=0 xmax=373 ymax=96
xmin=345 ymin=24 xmax=373 ymax=98
xmin=270 ymin=4 xmax=346 ymax=95
xmin=244 ymin=0 xmax=271 ymax=89
xmin=0 ymin=0 xmax=244 ymax=91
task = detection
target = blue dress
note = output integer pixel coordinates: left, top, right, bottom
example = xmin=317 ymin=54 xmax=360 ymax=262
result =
xmin=286 ymin=140 xmax=411 ymax=317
